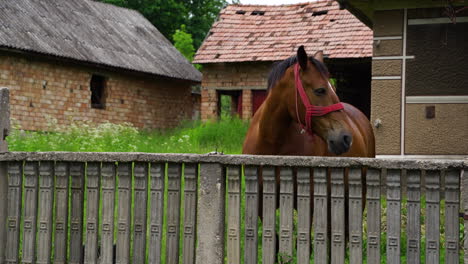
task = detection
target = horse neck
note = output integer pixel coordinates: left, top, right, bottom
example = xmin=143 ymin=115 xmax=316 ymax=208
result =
xmin=257 ymin=86 xmax=292 ymax=144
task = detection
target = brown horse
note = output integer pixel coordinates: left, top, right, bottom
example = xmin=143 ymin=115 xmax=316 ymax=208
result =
xmin=242 ymin=46 xmax=375 ymax=249
xmin=243 ymin=46 xmax=374 ymax=157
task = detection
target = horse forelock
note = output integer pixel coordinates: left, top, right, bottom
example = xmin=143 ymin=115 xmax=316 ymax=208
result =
xmin=267 ymin=55 xmax=329 ymax=92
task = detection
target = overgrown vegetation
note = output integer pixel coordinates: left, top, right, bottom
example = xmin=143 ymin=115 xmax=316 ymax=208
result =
xmin=7 ymin=117 xmax=249 ymax=154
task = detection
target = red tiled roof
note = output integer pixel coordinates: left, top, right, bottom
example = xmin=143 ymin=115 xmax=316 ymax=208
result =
xmin=194 ymin=1 xmax=372 ymax=63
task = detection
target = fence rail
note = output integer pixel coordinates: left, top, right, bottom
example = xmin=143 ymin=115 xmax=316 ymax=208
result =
xmin=0 ymin=152 xmax=466 ymax=264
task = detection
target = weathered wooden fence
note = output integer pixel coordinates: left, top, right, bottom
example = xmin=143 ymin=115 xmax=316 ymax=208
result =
xmin=0 ymin=88 xmax=467 ymax=263
xmin=0 ymin=152 xmax=466 ymax=264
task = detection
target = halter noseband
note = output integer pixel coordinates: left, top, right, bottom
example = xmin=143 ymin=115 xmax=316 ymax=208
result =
xmin=294 ymin=63 xmax=344 ymax=135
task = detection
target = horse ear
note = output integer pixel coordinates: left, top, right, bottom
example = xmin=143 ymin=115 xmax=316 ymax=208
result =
xmin=314 ymin=50 xmax=324 ymax=63
xmin=297 ymin=45 xmax=308 ymax=70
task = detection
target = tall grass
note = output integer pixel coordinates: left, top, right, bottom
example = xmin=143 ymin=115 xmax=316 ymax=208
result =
xmin=7 ymin=117 xmax=249 ymax=154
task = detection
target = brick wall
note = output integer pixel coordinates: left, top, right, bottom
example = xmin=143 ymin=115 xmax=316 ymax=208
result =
xmin=0 ymin=53 xmax=195 ymax=131
xmin=200 ymin=62 xmax=271 ymax=121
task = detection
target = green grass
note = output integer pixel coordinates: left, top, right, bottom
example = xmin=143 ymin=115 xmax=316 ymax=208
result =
xmin=7 ymin=117 xmax=249 ymax=154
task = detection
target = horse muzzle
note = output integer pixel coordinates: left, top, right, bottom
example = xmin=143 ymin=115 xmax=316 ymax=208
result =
xmin=327 ymin=131 xmax=352 ymax=155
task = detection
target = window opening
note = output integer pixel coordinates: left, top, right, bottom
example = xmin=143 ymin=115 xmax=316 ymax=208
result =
xmin=90 ymin=74 xmax=106 ymax=109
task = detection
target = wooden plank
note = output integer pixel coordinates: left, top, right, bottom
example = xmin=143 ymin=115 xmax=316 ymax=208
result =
xmin=262 ymin=166 xmax=276 ymax=264
xmin=0 ymin=161 xmax=7 ymax=264
xmin=100 ymin=162 xmax=116 ymax=264
xmin=5 ymin=161 xmax=22 ymax=264
xmin=366 ymin=168 xmax=381 ymax=263
xmin=183 ymin=163 xmax=197 ymax=264
xmin=296 ymin=167 xmax=311 ymax=264
xmin=22 ymin=161 xmax=39 ymax=264
xmin=463 ymin=169 xmax=468 ymax=264
xmin=148 ymin=163 xmax=165 ymax=264
xmin=69 ymin=162 xmax=85 ymax=264
xmin=84 ymin=162 xmax=100 ymax=263
xmin=348 ymin=168 xmax=362 ymax=264
xmin=313 ymin=167 xmax=328 ymax=264
xmin=279 ymin=167 xmax=294 ymax=260
xmin=244 ymin=166 xmax=259 ymax=264
xmin=37 ymin=161 xmax=54 ymax=264
xmin=133 ymin=162 xmax=148 ymax=264
xmin=116 ymin=162 xmax=132 ymax=264
xmin=330 ymin=168 xmax=345 ymax=264
xmin=406 ymin=170 xmax=421 ymax=264
xmin=166 ymin=163 xmax=182 ymax=264
xmin=425 ymin=170 xmax=440 ymax=264
xmin=227 ymin=165 xmax=241 ymax=264
xmin=195 ymin=163 xmax=225 ymax=264
xmin=54 ymin=162 xmax=69 ymax=264
xmin=444 ymin=169 xmax=460 ymax=263
xmin=386 ymin=169 xmax=401 ymax=264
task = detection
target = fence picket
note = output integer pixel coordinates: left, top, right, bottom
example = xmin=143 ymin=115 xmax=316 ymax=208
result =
xmin=331 ymin=168 xmax=345 ymax=264
xmin=366 ymin=168 xmax=381 ymax=263
xmin=133 ymin=162 xmax=148 ymax=264
xmin=183 ymin=163 xmax=198 ymax=264
xmin=37 ymin=161 xmax=54 ymax=264
xmin=279 ymin=167 xmax=294 ymax=259
xmin=23 ymin=162 xmax=39 ymax=264
xmin=425 ymin=170 xmax=440 ymax=264
xmin=463 ymin=168 xmax=468 ymax=264
xmin=166 ymin=163 xmax=182 ymax=264
xmin=5 ymin=161 xmax=22 ymax=264
xmin=445 ymin=169 xmax=460 ymax=263
xmin=262 ymin=166 xmax=276 ymax=264
xmin=296 ymin=167 xmax=311 ymax=264
xmin=227 ymin=165 xmax=242 ymax=264
xmin=348 ymin=168 xmax=362 ymax=264
xmin=244 ymin=166 xmax=259 ymax=264
xmin=386 ymin=169 xmax=401 ymax=264
xmin=54 ymin=162 xmax=69 ymax=264
xmin=406 ymin=170 xmax=421 ymax=264
xmin=100 ymin=162 xmax=116 ymax=264
xmin=69 ymin=162 xmax=85 ymax=264
xmin=116 ymin=162 xmax=132 ymax=264
xmin=85 ymin=162 xmax=100 ymax=263
xmin=148 ymin=163 xmax=165 ymax=264
xmin=313 ymin=167 xmax=328 ymax=264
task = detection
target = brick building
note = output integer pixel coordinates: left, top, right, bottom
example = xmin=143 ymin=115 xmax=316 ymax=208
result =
xmin=194 ymin=1 xmax=372 ymax=121
xmin=0 ymin=0 xmax=201 ymax=131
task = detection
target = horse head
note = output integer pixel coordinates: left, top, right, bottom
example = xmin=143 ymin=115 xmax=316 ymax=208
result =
xmin=269 ymin=46 xmax=353 ymax=155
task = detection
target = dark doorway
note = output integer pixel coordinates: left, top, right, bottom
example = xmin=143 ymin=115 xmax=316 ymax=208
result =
xmin=327 ymin=58 xmax=371 ymax=118
xmin=217 ymin=90 xmax=242 ymax=118
xmin=252 ymin=90 xmax=267 ymax=116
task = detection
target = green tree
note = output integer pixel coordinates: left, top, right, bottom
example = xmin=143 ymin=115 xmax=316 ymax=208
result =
xmin=183 ymin=0 xmax=227 ymax=49
xmin=100 ymin=0 xmax=188 ymax=45
xmin=173 ymin=25 xmax=195 ymax=61
xmin=99 ymin=0 xmax=228 ymax=50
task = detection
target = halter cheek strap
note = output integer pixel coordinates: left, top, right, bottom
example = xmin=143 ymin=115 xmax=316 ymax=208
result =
xmin=294 ymin=63 xmax=344 ymax=135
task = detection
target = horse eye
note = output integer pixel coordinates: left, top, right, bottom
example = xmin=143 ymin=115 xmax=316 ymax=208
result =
xmin=314 ymin=88 xmax=326 ymax=96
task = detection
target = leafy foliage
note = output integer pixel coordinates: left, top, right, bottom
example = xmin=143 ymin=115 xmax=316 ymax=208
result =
xmin=173 ymin=25 xmax=195 ymax=61
xmin=99 ymin=0 xmax=228 ymax=50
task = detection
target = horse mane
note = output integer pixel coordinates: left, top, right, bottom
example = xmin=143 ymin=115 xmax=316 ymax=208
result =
xmin=267 ymin=55 xmax=330 ymax=92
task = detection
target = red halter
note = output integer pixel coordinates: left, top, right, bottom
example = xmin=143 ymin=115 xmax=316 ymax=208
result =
xmin=294 ymin=63 xmax=344 ymax=135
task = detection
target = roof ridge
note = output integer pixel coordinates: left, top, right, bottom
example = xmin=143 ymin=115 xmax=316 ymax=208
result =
xmin=228 ymin=0 xmax=329 ymax=8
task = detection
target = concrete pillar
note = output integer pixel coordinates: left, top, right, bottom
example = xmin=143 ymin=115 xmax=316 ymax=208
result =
xmin=0 ymin=87 xmax=10 ymax=263
xmin=201 ymin=88 xmax=218 ymax=121
xmin=196 ymin=163 xmax=225 ymax=264
xmin=242 ymin=89 xmax=252 ymax=121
